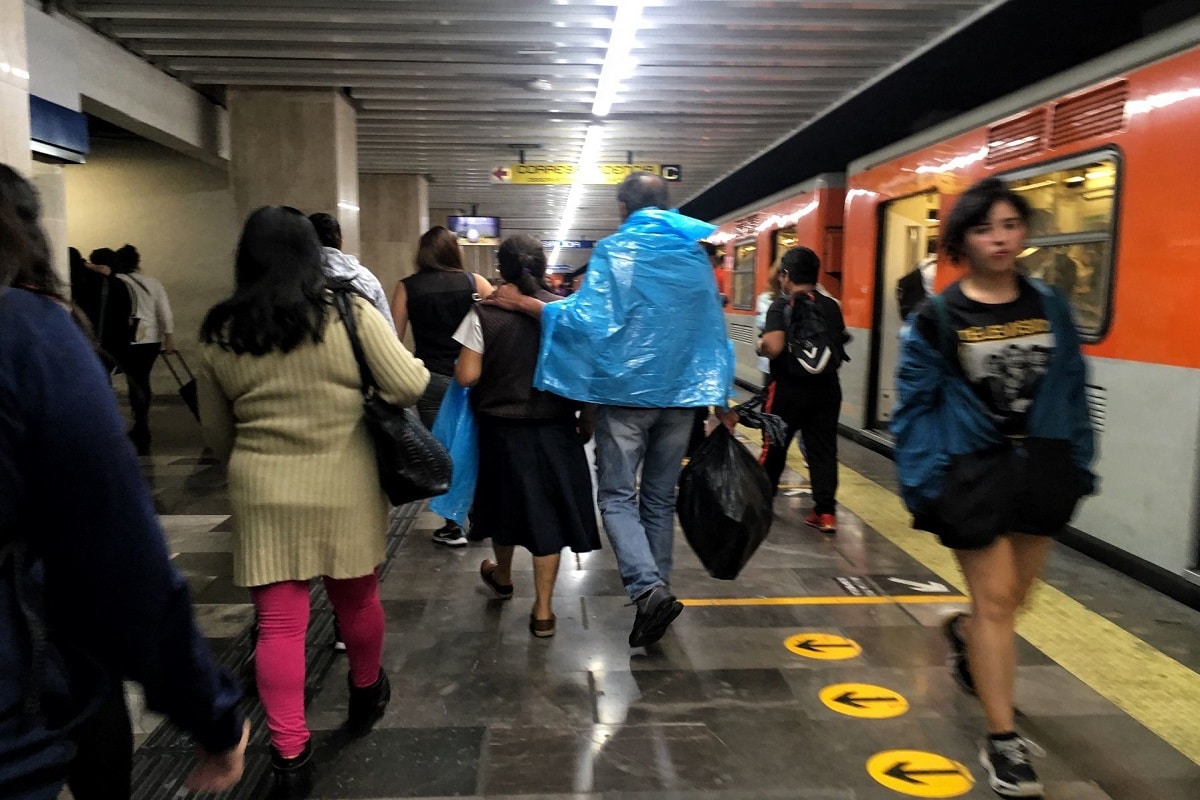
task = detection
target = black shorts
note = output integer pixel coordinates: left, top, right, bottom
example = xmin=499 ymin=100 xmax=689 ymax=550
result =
xmin=914 ymin=438 xmax=1089 ymax=551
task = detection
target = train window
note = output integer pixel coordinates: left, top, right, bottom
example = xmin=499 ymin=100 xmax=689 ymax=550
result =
xmin=732 ymin=239 xmax=757 ymax=310
xmin=1005 ymin=150 xmax=1119 ymax=340
xmin=772 ymin=228 xmax=798 ymax=266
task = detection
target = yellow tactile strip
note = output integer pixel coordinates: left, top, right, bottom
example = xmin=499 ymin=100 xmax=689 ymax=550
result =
xmin=795 ymin=446 xmax=1200 ymax=766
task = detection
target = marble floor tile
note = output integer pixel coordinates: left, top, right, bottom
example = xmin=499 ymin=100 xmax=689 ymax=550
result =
xmin=479 ymin=723 xmax=732 ymax=795
xmin=303 ymin=727 xmax=485 ymax=798
xmin=592 ymin=668 xmax=798 ymax=726
xmin=310 ymin=670 xmax=595 ymax=732
xmin=191 ymin=603 xmax=256 ymax=639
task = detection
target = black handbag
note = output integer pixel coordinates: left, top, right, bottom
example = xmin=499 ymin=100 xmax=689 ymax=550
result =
xmin=331 ymin=290 xmax=452 ymax=505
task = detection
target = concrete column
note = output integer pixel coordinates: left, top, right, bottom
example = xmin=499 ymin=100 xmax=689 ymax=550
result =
xmin=31 ymin=162 xmax=67 ymax=283
xmin=0 ymin=0 xmax=31 ymax=175
xmin=359 ymin=173 xmax=428 ymax=294
xmin=226 ymin=88 xmax=358 ymax=249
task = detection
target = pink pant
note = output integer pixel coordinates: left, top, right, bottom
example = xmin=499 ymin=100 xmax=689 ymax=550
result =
xmin=250 ymin=574 xmax=385 ymax=757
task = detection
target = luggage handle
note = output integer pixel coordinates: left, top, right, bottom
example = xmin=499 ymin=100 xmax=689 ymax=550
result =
xmin=160 ymin=350 xmax=195 ymax=383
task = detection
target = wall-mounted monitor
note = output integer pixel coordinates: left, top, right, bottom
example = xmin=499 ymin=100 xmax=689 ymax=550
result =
xmin=448 ymin=216 xmax=500 ymax=245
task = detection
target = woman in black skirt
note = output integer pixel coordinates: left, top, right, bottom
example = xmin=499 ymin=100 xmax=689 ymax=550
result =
xmin=452 ymin=235 xmax=601 ymax=637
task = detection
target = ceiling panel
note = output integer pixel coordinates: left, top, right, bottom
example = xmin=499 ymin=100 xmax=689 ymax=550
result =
xmin=73 ymin=0 xmax=1005 ymax=240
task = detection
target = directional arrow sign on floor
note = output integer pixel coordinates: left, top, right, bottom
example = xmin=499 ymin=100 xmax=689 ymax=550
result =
xmin=879 ymin=576 xmax=953 ymax=594
xmin=866 ymin=750 xmax=974 ymax=797
xmin=783 ymin=632 xmax=861 ymax=660
xmin=819 ymin=683 xmax=909 ymax=719
xmin=889 ymin=578 xmax=950 ymax=593
xmin=490 ymin=166 xmax=511 ymax=183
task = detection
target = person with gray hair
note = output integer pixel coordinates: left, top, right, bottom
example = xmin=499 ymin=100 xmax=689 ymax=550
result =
xmin=486 ymin=171 xmax=736 ymax=648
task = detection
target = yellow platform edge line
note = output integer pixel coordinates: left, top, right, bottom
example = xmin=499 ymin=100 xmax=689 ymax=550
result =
xmin=768 ymin=436 xmax=1200 ymax=766
xmin=681 ymin=595 xmax=970 ymax=607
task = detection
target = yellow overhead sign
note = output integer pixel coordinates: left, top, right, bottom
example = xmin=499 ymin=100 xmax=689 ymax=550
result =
xmin=491 ymin=163 xmax=681 ymax=185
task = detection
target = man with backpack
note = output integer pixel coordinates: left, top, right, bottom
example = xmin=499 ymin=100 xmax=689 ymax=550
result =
xmin=757 ymin=246 xmax=850 ymax=533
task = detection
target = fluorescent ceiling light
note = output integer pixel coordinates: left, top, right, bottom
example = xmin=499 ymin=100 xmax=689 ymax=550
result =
xmin=592 ymin=1 xmax=645 ymax=117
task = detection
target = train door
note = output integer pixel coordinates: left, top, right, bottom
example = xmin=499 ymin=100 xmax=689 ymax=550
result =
xmin=728 ymin=237 xmax=761 ymax=388
xmin=870 ymin=190 xmax=940 ymax=431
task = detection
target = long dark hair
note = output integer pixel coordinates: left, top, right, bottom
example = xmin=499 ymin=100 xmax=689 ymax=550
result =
xmin=497 ymin=235 xmax=548 ymax=296
xmin=200 ymin=206 xmax=330 ymax=355
xmin=415 ymin=226 xmax=464 ymax=272
xmin=0 ymin=164 xmax=59 ymax=297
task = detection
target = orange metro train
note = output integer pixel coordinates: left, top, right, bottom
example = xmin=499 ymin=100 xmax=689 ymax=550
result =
xmin=708 ymin=21 xmax=1200 ymax=591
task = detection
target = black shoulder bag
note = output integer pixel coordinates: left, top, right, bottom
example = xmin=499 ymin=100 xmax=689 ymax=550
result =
xmin=331 ymin=290 xmax=453 ymax=505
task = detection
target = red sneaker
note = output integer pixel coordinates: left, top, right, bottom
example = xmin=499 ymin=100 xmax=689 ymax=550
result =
xmin=805 ymin=512 xmax=837 ymax=533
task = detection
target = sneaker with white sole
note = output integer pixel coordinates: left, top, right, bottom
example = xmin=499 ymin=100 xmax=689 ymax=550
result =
xmin=979 ymin=735 xmax=1045 ymax=798
xmin=431 ymin=523 xmax=467 ymax=548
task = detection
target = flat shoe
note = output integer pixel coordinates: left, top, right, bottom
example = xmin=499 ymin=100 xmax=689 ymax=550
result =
xmin=479 ymin=560 xmax=514 ymax=599
xmin=529 ymin=613 xmax=556 ymax=638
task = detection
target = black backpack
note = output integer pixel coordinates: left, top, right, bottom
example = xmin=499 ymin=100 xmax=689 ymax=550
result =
xmin=1 ymin=536 xmax=102 ymax=798
xmin=782 ymin=291 xmax=844 ymax=377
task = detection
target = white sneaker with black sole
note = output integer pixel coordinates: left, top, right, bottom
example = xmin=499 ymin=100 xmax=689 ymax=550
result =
xmin=431 ymin=523 xmax=468 ymax=548
xmin=979 ymin=735 xmax=1045 ymax=798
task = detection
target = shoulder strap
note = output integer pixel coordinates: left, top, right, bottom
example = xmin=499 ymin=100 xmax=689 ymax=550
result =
xmin=331 ymin=290 xmax=379 ymax=397
xmin=465 ymin=271 xmax=481 ymax=301
xmin=930 ymin=294 xmax=958 ymax=367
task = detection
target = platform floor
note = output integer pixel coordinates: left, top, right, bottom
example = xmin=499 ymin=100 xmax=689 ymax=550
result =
xmin=126 ymin=398 xmax=1199 ymax=800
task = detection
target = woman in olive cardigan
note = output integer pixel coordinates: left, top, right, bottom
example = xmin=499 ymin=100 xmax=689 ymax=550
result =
xmin=198 ymin=206 xmax=429 ymax=800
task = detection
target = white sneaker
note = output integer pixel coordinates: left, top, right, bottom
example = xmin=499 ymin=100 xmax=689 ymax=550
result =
xmin=979 ymin=736 xmax=1045 ymax=798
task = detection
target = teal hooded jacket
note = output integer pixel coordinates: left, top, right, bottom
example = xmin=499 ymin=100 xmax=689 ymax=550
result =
xmin=892 ymin=278 xmax=1097 ymax=513
xmin=533 ymin=207 xmax=735 ymax=407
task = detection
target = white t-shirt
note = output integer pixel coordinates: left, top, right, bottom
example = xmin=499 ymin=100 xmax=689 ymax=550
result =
xmin=117 ymin=273 xmax=174 ymax=344
xmin=452 ymin=307 xmax=484 ymax=354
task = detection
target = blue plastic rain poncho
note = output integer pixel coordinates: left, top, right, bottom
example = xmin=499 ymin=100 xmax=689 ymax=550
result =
xmin=534 ymin=208 xmax=735 ymax=407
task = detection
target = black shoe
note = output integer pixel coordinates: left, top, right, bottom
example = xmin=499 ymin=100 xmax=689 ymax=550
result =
xmin=128 ymin=426 xmax=151 ymax=456
xmin=346 ymin=669 xmax=391 ymax=735
xmin=331 ymin=618 xmax=346 ymax=652
xmin=943 ymin=612 xmax=977 ymax=696
xmin=629 ymin=585 xmax=683 ymax=648
xmin=979 ymin=735 xmax=1045 ymax=798
xmin=431 ymin=522 xmax=467 ymax=548
xmin=269 ymin=741 xmax=314 ymax=800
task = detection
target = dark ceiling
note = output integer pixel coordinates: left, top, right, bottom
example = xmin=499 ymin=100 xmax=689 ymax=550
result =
xmin=681 ymin=0 xmax=1200 ymax=221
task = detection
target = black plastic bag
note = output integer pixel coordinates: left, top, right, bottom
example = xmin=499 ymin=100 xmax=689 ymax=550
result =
xmin=677 ymin=426 xmax=773 ymax=580
xmin=730 ymin=393 xmax=788 ymax=448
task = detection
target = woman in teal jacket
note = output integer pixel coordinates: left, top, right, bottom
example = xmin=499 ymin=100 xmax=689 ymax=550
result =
xmin=893 ymin=177 xmax=1095 ymax=799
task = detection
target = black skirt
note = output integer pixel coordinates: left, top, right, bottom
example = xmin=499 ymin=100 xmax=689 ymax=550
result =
xmin=914 ymin=437 xmax=1088 ymax=550
xmin=469 ymin=417 xmax=602 ymax=557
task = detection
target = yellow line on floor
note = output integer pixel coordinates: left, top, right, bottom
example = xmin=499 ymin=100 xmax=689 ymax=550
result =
xmin=770 ymin=439 xmax=1200 ymax=765
xmin=682 ymin=595 xmax=970 ymax=607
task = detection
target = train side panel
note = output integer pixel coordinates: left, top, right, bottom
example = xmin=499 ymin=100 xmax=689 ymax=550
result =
xmin=840 ymin=46 xmax=1200 ymax=575
xmin=713 ymin=180 xmax=845 ymax=390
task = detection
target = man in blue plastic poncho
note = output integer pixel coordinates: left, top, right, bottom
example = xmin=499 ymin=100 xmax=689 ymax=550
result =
xmin=487 ymin=172 xmax=736 ymax=648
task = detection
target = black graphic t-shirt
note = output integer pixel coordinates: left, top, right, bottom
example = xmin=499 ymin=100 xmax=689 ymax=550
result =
xmin=915 ymin=280 xmax=1055 ymax=436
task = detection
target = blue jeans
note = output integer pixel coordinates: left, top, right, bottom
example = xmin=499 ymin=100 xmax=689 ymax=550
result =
xmin=593 ymin=405 xmax=695 ymax=600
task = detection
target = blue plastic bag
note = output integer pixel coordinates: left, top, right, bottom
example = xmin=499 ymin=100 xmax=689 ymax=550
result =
xmin=428 ymin=382 xmax=478 ymax=526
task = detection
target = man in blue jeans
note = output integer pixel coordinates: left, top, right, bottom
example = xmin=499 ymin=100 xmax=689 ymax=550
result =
xmin=487 ymin=172 xmax=736 ymax=647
